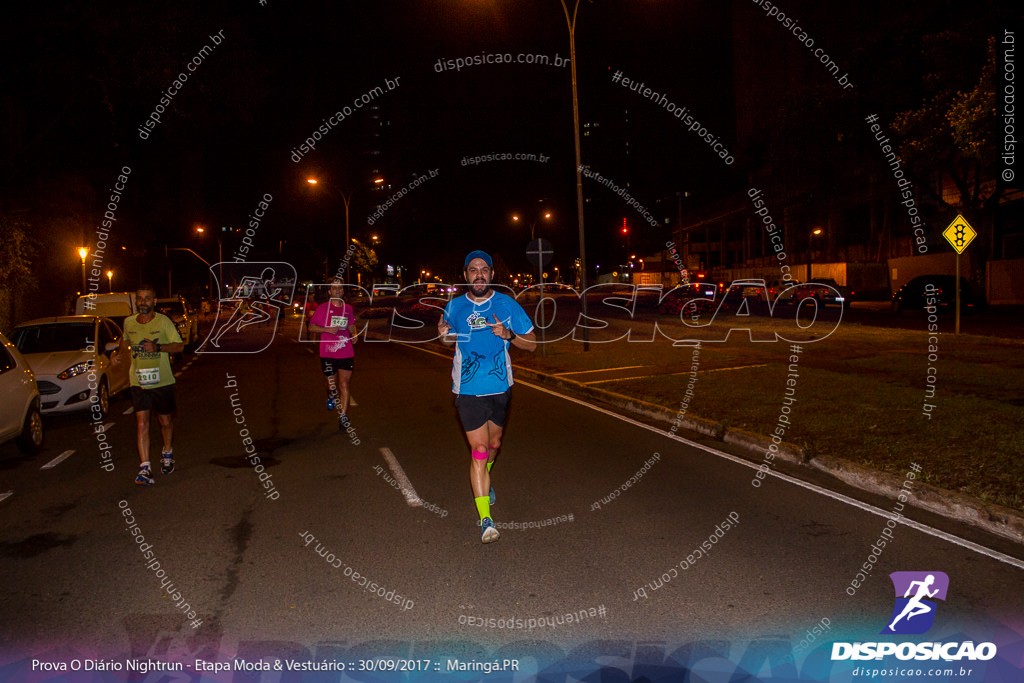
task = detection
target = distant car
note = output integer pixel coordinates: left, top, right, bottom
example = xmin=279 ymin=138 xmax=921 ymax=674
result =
xmin=154 ymin=296 xmax=198 ymax=350
xmin=765 ymin=278 xmax=802 ymax=303
xmin=74 ymin=291 xmax=138 ymax=318
xmin=658 ymin=282 xmax=719 ymax=315
xmin=9 ymin=316 xmax=130 ymax=418
xmin=892 ymin=275 xmax=976 ymax=313
xmin=787 ymin=278 xmax=852 ymax=307
xmin=0 ymin=331 xmax=43 ymax=454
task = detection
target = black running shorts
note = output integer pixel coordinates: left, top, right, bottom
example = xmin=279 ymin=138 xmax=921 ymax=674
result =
xmin=130 ymin=385 xmax=177 ymax=415
xmin=455 ymin=389 xmax=511 ymax=432
xmin=321 ymin=356 xmax=354 ymax=374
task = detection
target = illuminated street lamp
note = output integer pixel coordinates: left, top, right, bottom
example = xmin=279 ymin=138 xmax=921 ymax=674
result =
xmin=511 ymin=210 xmax=552 ymax=241
xmin=77 ymin=247 xmax=89 ymax=293
xmin=808 ymin=228 xmax=823 ymax=280
xmin=106 ymin=270 xmax=113 ymax=292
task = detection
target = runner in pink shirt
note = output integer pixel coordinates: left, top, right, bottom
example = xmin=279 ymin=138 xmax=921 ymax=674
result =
xmin=308 ymin=280 xmax=358 ymax=428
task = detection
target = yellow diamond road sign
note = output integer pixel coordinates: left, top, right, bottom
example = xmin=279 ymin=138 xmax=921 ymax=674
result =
xmin=943 ymin=215 xmax=976 ymax=254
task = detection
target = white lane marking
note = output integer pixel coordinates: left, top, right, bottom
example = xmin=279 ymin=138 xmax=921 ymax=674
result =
xmin=350 ymin=397 xmax=358 ymax=407
xmin=41 ymin=450 xmax=74 ymax=470
xmin=555 ymin=365 xmax=649 ymax=376
xmin=0 ymin=491 xmax=12 ymax=503
xmin=123 ymin=407 xmax=134 ymax=415
xmin=516 ymin=378 xmax=1024 ymax=572
xmin=379 ymin=447 xmax=421 ymax=507
xmin=396 ymin=343 xmax=1024 ymax=570
xmin=96 ymin=422 xmax=114 ymax=433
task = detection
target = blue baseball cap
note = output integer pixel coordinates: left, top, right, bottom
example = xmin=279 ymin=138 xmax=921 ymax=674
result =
xmin=464 ymin=250 xmax=493 ymax=268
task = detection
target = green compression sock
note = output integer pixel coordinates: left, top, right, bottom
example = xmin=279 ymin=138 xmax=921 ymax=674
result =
xmin=475 ymin=496 xmax=491 ymax=521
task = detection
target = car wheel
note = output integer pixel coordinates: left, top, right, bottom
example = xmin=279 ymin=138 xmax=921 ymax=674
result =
xmin=96 ymin=377 xmax=110 ymax=418
xmin=16 ymin=403 xmax=44 ymax=454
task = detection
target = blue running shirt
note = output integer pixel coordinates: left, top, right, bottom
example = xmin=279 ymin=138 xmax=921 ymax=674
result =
xmin=443 ymin=291 xmax=534 ymax=396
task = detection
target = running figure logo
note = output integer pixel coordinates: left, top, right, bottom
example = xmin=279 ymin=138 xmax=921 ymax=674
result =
xmin=199 ymin=262 xmax=296 ymax=354
xmin=881 ymin=571 xmax=949 ymax=635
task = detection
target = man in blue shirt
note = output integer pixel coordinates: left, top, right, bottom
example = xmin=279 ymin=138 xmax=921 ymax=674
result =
xmin=439 ymin=251 xmax=537 ymax=543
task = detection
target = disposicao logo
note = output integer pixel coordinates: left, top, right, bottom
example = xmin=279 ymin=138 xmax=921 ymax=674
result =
xmin=831 ymin=571 xmax=997 ymax=662
xmin=882 ymin=571 xmax=948 ymax=635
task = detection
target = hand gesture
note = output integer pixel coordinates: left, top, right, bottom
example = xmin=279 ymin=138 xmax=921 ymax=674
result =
xmin=486 ymin=314 xmax=510 ymax=340
xmin=438 ymin=317 xmax=453 ymax=337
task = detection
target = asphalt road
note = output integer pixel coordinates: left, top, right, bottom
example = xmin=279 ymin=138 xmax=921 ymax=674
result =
xmin=1 ymin=318 xmax=1021 ymax=679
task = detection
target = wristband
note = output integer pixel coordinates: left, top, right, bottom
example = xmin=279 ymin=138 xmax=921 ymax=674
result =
xmin=507 ymin=329 xmax=516 ymax=341
xmin=155 ymin=342 xmax=162 ymax=353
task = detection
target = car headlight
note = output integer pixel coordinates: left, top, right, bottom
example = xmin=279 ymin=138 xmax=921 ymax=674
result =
xmin=58 ymin=361 xmax=92 ymax=379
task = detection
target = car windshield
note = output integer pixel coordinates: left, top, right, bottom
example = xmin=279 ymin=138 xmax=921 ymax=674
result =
xmin=155 ymin=302 xmax=184 ymax=316
xmin=12 ymin=323 xmax=94 ymax=354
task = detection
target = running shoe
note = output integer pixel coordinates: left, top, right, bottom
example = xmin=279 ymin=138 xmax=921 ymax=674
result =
xmin=327 ymin=397 xmax=336 ymax=411
xmin=161 ymin=452 xmax=175 ymax=475
xmin=489 ymin=485 xmax=495 ymax=506
xmin=135 ymin=466 xmax=154 ymax=486
xmin=480 ymin=517 xmax=499 ymax=543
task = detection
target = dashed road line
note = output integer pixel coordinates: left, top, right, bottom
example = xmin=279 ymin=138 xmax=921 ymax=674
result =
xmin=705 ymin=364 xmax=768 ymax=374
xmin=379 ymin=447 xmax=421 ymax=507
xmin=41 ymin=450 xmax=74 ymax=470
xmin=555 ymin=365 xmax=649 ymax=376
xmin=0 ymin=491 xmax=12 ymax=503
xmin=122 ymin=407 xmax=134 ymax=415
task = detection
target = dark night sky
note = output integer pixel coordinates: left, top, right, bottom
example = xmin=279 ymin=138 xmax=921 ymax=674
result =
xmin=1 ymin=0 xmax=1015 ymax=312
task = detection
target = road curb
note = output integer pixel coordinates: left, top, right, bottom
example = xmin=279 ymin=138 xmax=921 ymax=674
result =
xmin=512 ymin=362 xmax=1024 ymax=545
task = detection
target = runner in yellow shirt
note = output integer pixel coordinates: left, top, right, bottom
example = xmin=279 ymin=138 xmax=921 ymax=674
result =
xmin=114 ymin=285 xmax=185 ymax=485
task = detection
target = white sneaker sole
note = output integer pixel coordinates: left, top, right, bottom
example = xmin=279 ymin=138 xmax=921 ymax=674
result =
xmin=481 ymin=528 xmax=500 ymax=543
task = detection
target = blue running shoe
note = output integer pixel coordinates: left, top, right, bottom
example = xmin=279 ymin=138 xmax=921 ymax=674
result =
xmin=327 ymin=397 xmax=336 ymax=411
xmin=135 ymin=466 xmax=154 ymax=486
xmin=489 ymin=485 xmax=495 ymax=506
xmin=480 ymin=517 xmax=499 ymax=543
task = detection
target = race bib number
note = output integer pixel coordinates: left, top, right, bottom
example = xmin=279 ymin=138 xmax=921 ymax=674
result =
xmin=330 ymin=315 xmax=348 ymax=328
xmin=136 ymin=368 xmax=160 ymax=386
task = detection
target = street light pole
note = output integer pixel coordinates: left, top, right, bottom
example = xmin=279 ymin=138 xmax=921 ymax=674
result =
xmin=561 ymin=0 xmax=589 ymax=350
xmin=78 ymin=247 xmax=89 ymax=294
xmin=196 ymin=227 xmax=224 ymax=298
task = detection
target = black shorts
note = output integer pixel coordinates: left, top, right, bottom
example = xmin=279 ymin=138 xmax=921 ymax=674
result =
xmin=321 ymin=356 xmax=354 ymax=374
xmin=455 ymin=389 xmax=511 ymax=432
xmin=130 ymin=385 xmax=177 ymax=415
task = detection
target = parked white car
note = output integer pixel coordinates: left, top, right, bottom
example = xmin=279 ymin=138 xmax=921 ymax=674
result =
xmin=155 ymin=296 xmax=198 ymax=351
xmin=0 ymin=331 xmax=44 ymax=454
xmin=9 ymin=316 xmax=130 ymax=418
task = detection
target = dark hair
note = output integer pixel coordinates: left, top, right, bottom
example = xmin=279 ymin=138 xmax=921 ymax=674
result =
xmin=137 ymin=284 xmax=158 ymax=296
